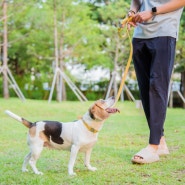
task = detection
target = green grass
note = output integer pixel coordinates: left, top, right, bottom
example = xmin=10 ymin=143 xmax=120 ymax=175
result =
xmin=0 ymin=98 xmax=185 ymax=185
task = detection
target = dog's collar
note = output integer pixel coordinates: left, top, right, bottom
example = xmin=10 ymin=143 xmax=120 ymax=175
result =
xmin=82 ymin=119 xmax=98 ymax=133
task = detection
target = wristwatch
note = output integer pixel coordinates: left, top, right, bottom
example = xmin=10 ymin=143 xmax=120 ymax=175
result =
xmin=151 ymin=7 xmax=157 ymax=15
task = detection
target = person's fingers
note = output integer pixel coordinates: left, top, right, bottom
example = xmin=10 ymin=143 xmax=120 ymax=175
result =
xmin=133 ymin=14 xmax=143 ymax=23
xmin=127 ymin=24 xmax=131 ymax=31
xmin=128 ymin=22 xmax=137 ymax=27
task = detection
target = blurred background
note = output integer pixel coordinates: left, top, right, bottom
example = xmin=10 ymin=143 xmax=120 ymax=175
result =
xmin=0 ymin=0 xmax=184 ymax=108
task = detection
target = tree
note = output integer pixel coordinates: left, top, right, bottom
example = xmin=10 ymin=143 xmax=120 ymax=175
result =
xmin=1 ymin=0 xmax=184 ymax=103
xmin=50 ymin=0 xmax=109 ymax=101
xmin=1 ymin=0 xmax=108 ymax=100
xmin=97 ymin=0 xmax=132 ymax=97
xmin=176 ymin=10 xmax=185 ymax=108
xmin=1 ymin=1 xmax=9 ymax=98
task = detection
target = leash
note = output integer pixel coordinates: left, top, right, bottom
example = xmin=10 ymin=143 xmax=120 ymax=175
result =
xmin=113 ymin=16 xmax=133 ymax=106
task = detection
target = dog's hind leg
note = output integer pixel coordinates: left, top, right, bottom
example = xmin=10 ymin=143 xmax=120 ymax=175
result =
xmin=28 ymin=145 xmax=44 ymax=175
xmin=84 ymin=148 xmax=97 ymax=172
xmin=22 ymin=152 xmax=31 ymax=172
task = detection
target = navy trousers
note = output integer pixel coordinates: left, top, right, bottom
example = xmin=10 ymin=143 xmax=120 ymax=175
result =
xmin=132 ymin=37 xmax=176 ymax=145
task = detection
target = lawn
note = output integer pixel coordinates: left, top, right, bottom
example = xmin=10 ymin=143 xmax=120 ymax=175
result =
xmin=0 ymin=98 xmax=185 ymax=185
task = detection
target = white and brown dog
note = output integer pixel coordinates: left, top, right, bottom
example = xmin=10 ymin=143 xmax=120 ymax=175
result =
xmin=5 ymin=97 xmax=119 ymax=176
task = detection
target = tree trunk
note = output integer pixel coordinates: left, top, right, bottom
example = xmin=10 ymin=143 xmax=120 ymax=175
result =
xmin=53 ymin=0 xmax=61 ymax=102
xmin=3 ymin=1 xmax=9 ymax=99
xmin=59 ymin=37 xmax=66 ymax=101
xmin=181 ymin=71 xmax=185 ymax=108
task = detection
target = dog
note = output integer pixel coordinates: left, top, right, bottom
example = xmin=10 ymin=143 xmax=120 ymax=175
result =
xmin=5 ymin=96 xmax=119 ymax=176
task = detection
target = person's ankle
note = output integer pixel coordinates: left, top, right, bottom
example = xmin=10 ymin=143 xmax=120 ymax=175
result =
xmin=147 ymin=144 xmax=158 ymax=151
xmin=160 ymin=136 xmax=166 ymax=144
xmin=159 ymin=136 xmax=168 ymax=149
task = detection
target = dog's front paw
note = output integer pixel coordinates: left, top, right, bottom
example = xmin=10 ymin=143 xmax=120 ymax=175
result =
xmin=35 ymin=171 xmax=43 ymax=175
xmin=87 ymin=166 xmax=97 ymax=172
xmin=68 ymin=172 xmax=77 ymax=176
xmin=22 ymin=168 xmax=29 ymax=173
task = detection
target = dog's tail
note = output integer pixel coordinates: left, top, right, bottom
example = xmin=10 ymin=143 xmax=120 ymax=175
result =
xmin=5 ymin=110 xmax=33 ymax=128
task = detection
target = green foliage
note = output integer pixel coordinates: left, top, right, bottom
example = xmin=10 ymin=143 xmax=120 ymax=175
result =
xmin=176 ymin=10 xmax=185 ymax=73
xmin=0 ymin=99 xmax=185 ymax=184
xmin=1 ymin=0 xmax=185 ymax=100
xmin=97 ymin=0 xmax=134 ymax=76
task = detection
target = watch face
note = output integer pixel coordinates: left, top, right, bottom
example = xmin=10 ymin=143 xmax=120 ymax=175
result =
xmin=152 ymin=7 xmax=157 ymax=13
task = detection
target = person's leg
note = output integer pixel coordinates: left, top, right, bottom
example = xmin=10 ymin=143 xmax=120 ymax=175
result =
xmin=148 ymin=37 xmax=176 ymax=145
xmin=132 ymin=37 xmax=176 ymax=163
xmin=132 ymin=38 xmax=151 ymax=123
xmin=132 ymin=38 xmax=159 ymax=162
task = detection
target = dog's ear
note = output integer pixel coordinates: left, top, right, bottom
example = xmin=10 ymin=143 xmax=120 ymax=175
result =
xmin=89 ymin=107 xmax=96 ymax=120
xmin=90 ymin=104 xmax=109 ymax=121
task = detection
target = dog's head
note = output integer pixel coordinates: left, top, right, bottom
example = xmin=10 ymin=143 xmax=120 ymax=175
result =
xmin=89 ymin=96 xmax=120 ymax=121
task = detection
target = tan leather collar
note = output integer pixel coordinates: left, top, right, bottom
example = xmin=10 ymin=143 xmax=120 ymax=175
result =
xmin=82 ymin=119 xmax=98 ymax=133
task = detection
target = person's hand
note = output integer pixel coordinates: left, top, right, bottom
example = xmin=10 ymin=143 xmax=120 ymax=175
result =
xmin=121 ymin=10 xmax=137 ymax=30
xmin=127 ymin=20 xmax=137 ymax=30
xmin=133 ymin=10 xmax=154 ymax=23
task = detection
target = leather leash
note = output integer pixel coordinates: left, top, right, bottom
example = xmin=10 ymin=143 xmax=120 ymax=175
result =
xmin=113 ymin=16 xmax=133 ymax=106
